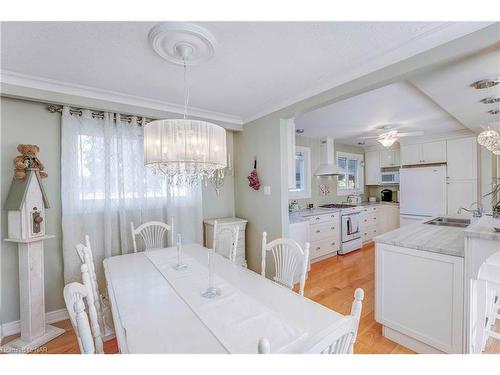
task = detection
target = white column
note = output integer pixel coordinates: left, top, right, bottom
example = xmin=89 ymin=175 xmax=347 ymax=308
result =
xmin=1 ymin=236 xmax=64 ymax=353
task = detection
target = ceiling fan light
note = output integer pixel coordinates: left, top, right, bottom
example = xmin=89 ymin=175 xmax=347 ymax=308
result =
xmin=378 ymin=137 xmax=397 ymax=147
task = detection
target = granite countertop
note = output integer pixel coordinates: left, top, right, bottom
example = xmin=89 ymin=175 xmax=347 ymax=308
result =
xmin=464 ymin=216 xmax=500 ymax=241
xmin=374 ymin=220 xmax=466 ymax=258
xmin=289 ymin=208 xmax=341 ymax=224
xmin=358 ymin=201 xmax=400 ymax=207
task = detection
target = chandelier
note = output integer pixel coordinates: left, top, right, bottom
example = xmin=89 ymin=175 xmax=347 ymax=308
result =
xmin=473 ymin=78 xmax=500 ymax=156
xmin=144 ymin=22 xmax=227 ymax=187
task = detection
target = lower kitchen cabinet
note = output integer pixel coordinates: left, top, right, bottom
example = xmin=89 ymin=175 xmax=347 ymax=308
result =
xmin=360 ymin=204 xmax=400 ymax=244
xmin=375 ymin=243 xmax=464 ymax=353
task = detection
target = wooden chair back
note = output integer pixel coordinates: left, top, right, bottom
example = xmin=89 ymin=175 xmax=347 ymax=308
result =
xmin=63 ymin=282 xmax=104 ymax=354
xmin=131 ymin=219 xmax=174 ymax=252
xmin=261 ymin=232 xmax=310 ymax=296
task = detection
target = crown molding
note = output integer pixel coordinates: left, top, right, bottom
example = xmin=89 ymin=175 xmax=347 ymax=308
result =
xmin=0 ymin=69 xmax=243 ymax=127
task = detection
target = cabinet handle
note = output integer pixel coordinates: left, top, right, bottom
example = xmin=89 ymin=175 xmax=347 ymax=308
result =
xmin=315 ymin=217 xmax=320 ymax=220
xmin=331 ymin=242 xmax=336 ymax=246
xmin=331 ymin=215 xmax=335 ymax=218
xmin=316 ymin=247 xmax=321 ymax=250
xmin=316 ymin=230 xmax=321 ymax=233
xmin=331 ymin=226 xmax=335 ymax=230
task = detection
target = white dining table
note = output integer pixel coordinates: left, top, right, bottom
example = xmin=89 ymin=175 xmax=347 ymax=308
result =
xmin=103 ymin=244 xmax=349 ymax=353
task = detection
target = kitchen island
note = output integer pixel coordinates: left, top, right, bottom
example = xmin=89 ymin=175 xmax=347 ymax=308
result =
xmin=375 ymin=219 xmax=465 ymax=353
xmin=374 ymin=216 xmax=500 ymax=354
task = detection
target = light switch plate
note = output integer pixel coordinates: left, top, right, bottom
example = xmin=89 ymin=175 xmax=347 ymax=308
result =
xmin=263 ymin=186 xmax=271 ymax=195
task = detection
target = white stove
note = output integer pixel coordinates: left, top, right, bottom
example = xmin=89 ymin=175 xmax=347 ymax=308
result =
xmin=319 ymin=204 xmax=363 ymax=255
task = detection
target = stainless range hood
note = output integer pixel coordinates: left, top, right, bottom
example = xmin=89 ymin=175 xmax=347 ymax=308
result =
xmin=315 ymin=138 xmax=344 ymax=176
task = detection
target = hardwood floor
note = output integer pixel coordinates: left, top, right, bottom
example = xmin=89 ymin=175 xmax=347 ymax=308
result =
xmin=303 ymin=244 xmax=415 ymax=354
xmin=2 ymin=243 xmax=498 ymax=354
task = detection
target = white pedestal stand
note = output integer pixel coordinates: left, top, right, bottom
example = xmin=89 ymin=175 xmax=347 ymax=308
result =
xmin=1 ymin=235 xmax=65 ymax=353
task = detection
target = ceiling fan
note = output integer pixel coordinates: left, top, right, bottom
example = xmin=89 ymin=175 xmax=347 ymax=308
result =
xmin=358 ymin=125 xmax=424 ymax=147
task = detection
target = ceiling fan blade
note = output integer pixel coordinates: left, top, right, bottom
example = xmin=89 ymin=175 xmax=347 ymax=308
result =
xmin=397 ymin=131 xmax=424 ymax=137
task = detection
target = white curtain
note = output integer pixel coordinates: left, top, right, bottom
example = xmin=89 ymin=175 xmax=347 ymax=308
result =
xmin=61 ymin=107 xmax=203 ymax=286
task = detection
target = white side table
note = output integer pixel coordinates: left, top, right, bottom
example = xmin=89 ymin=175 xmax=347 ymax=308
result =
xmin=204 ymin=217 xmax=248 ymax=267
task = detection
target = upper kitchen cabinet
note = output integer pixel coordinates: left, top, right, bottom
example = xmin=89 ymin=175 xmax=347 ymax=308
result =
xmin=365 ymin=150 xmax=380 ymax=185
xmin=446 ymin=137 xmax=477 ymax=180
xmin=380 ymin=149 xmax=400 ymax=168
xmin=401 ymin=141 xmax=446 ymax=165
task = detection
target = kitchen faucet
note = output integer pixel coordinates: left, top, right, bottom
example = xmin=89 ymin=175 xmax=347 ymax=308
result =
xmin=457 ymin=202 xmax=484 ymax=218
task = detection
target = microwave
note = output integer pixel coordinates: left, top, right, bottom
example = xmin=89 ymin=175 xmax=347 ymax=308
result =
xmin=380 ymin=171 xmax=399 ymax=184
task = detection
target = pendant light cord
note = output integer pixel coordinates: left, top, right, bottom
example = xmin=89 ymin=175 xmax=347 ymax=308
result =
xmin=183 ymin=60 xmax=190 ymax=120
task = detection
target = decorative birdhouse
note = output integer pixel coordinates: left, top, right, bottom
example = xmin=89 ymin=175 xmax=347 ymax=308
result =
xmin=5 ymin=168 xmax=50 ymax=241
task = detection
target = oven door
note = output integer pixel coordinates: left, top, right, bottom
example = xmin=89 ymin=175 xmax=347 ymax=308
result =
xmin=342 ymin=213 xmax=361 ymax=242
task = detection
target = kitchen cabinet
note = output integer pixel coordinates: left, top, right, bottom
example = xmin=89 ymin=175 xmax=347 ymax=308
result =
xmin=422 ymin=141 xmax=446 ymax=163
xmin=447 ymin=179 xmax=478 ymax=215
xmin=401 ymin=141 xmax=446 ymax=165
xmin=365 ymin=150 xmax=380 ymax=185
xmin=380 ymin=149 xmax=400 ymax=168
xmin=446 ymin=137 xmax=478 ymax=215
xmin=308 ymin=212 xmax=340 ymax=260
xmin=360 ymin=204 xmax=400 ymax=244
xmin=375 ymin=243 xmax=464 ymax=353
xmin=446 ymin=137 xmax=477 ymax=180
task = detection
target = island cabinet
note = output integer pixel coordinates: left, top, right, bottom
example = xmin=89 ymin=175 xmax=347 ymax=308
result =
xmin=375 ymin=243 xmax=464 ymax=353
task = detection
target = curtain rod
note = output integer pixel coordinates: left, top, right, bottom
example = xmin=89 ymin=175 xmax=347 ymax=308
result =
xmin=47 ymin=104 xmax=153 ymax=125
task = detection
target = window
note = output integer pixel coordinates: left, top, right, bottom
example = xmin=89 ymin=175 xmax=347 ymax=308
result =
xmin=288 ymin=146 xmax=311 ymax=199
xmin=337 ymin=152 xmax=364 ymax=196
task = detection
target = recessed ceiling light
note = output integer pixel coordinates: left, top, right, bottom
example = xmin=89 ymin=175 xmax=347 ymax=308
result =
xmin=481 ymin=97 xmax=500 ymax=104
xmin=471 ymin=79 xmax=500 ymax=90
xmin=296 ymin=129 xmax=305 ymax=134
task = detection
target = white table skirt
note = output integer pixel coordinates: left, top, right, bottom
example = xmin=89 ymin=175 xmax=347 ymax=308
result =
xmin=103 ymin=244 xmax=347 ymax=353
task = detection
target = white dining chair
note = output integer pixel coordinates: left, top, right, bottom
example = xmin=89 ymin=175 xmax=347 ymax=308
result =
xmin=75 ymin=235 xmax=114 ymax=339
xmin=261 ymin=232 xmax=310 ymax=296
xmin=476 ymin=260 xmax=500 ymax=352
xmin=131 ymin=218 xmax=174 ymax=252
xmin=257 ymin=288 xmax=364 ymax=354
xmin=213 ymin=220 xmax=239 ymax=263
xmin=63 ymin=281 xmax=103 ymax=354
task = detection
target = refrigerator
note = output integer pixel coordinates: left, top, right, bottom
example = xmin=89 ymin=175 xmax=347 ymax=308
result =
xmin=399 ymin=165 xmax=447 ymax=226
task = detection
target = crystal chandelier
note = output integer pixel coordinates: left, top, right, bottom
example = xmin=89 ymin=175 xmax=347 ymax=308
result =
xmin=144 ymin=23 xmax=227 ymax=187
xmin=473 ymin=78 xmax=500 ymax=156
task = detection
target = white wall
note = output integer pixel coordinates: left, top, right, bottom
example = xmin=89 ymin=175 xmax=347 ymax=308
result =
xmin=0 ymin=96 xmax=236 ymax=325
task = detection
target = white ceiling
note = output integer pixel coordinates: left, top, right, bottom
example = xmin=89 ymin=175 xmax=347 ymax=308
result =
xmin=411 ymin=46 xmax=500 ymax=132
xmin=0 ymin=21 xmax=492 ymax=124
xmin=294 ymin=81 xmax=466 ymax=144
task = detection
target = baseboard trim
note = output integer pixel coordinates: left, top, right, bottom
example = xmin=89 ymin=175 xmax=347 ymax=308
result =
xmin=1 ymin=308 xmax=69 ymax=337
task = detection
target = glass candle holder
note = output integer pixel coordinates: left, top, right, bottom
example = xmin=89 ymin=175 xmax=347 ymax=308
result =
xmin=173 ymin=233 xmax=187 ymax=270
xmin=201 ymin=247 xmax=221 ymax=298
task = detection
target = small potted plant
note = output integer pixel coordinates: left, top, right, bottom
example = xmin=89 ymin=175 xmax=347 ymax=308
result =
xmin=484 ymin=177 xmax=500 ymax=232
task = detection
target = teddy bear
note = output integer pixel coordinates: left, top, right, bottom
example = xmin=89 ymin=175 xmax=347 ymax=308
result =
xmin=13 ymin=144 xmax=48 ymax=180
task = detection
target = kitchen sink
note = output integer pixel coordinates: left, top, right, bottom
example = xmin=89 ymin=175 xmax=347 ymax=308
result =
xmin=424 ymin=217 xmax=471 ymax=228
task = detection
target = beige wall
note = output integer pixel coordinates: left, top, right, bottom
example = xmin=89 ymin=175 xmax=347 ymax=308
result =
xmin=0 ymin=96 xmax=235 ymax=324
xmin=290 ymin=136 xmax=366 ymax=208
xmin=233 ymin=117 xmax=286 ymax=273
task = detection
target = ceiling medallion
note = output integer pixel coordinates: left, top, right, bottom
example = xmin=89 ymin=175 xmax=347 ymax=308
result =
xmin=471 ymin=79 xmax=500 ymax=90
xmin=149 ymin=22 xmax=217 ymax=66
xmin=144 ymin=22 xmax=229 ymax=189
xmin=480 ymin=96 xmax=500 ymax=104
